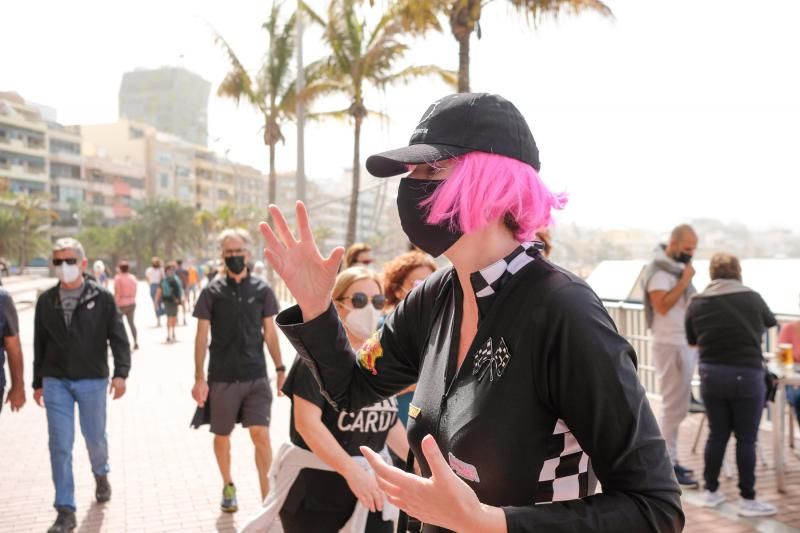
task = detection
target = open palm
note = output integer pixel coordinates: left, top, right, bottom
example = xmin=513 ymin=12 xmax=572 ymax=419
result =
xmin=260 ymin=202 xmax=345 ymax=321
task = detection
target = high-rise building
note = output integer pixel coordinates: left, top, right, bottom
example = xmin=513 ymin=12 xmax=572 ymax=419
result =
xmin=119 ymin=67 xmax=210 ymax=146
xmin=0 ymin=92 xmax=49 ymax=195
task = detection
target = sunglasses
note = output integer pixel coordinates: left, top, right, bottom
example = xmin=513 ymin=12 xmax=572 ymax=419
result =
xmin=52 ymin=258 xmax=78 ymax=266
xmin=338 ymin=292 xmax=385 ymax=310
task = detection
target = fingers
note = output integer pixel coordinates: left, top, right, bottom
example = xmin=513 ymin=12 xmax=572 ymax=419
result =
xmin=324 ymin=247 xmax=346 ymax=273
xmin=360 ymin=446 xmax=417 ymax=488
xmin=421 ymin=434 xmax=451 ymax=480
xmin=259 ymin=221 xmax=284 ymax=254
xmin=295 ymin=201 xmax=314 ymax=243
xmin=269 ymin=205 xmax=298 ymax=248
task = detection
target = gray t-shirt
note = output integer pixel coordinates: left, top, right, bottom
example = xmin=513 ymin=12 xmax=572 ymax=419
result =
xmin=59 ymin=284 xmax=84 ymax=327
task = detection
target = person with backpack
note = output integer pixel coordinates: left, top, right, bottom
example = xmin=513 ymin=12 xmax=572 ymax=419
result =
xmin=155 ymin=261 xmax=184 ymax=343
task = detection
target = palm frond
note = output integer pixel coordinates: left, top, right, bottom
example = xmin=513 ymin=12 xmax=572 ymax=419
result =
xmin=507 ymin=0 xmax=613 ymax=25
xmin=375 ymin=64 xmax=458 ymax=88
xmin=307 ymin=109 xmax=352 ymax=122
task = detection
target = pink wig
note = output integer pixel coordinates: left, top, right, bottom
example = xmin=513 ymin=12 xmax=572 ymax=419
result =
xmin=420 ymin=152 xmax=567 ymax=242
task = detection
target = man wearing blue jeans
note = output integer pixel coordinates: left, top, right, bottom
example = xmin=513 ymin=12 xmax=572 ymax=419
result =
xmin=33 ymin=238 xmax=131 ymax=533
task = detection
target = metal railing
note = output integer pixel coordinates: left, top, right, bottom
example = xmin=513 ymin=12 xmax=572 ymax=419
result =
xmin=601 ymin=300 xmax=799 ymax=397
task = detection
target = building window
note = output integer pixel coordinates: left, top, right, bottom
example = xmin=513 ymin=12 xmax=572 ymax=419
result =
xmin=49 ymin=139 xmax=81 ymax=155
xmin=160 ymin=173 xmax=170 ymax=188
xmin=129 ymin=127 xmax=144 ymax=139
xmin=50 ymin=162 xmax=81 ymax=179
xmin=58 ymin=186 xmax=84 ymax=204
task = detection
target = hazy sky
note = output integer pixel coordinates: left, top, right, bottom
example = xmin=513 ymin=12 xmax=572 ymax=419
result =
xmin=4 ymin=0 xmax=799 ymax=231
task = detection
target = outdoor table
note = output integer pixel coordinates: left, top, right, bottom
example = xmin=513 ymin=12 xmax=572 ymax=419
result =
xmin=768 ymin=359 xmax=800 ymax=492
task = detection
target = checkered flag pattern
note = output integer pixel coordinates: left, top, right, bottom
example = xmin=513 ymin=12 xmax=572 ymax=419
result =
xmin=470 ymin=241 xmax=543 ymax=298
xmin=534 ymin=419 xmax=594 ymax=505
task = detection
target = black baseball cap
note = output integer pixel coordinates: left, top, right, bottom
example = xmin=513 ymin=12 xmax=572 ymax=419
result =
xmin=366 ymin=93 xmax=540 ymax=178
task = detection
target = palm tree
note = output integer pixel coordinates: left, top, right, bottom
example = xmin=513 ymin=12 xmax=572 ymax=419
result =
xmin=2 ymin=194 xmax=57 ymax=267
xmin=215 ymin=1 xmax=297 ymax=213
xmin=393 ymin=0 xmax=612 ymax=92
xmin=301 ymin=0 xmax=457 ymax=246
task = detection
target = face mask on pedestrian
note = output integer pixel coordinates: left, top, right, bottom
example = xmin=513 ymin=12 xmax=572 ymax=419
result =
xmin=55 ymin=263 xmax=81 ymax=284
xmin=397 ymin=178 xmax=463 ymax=257
xmin=343 ymin=305 xmax=381 ymax=340
xmin=674 ymin=252 xmax=693 ymax=264
xmin=224 ymin=255 xmax=246 ymax=275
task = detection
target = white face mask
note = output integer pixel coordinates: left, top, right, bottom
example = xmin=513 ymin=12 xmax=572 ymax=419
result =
xmin=344 ymin=306 xmax=380 ymax=341
xmin=55 ymin=264 xmax=81 ymax=284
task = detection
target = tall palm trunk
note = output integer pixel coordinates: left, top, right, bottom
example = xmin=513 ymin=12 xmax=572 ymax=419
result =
xmin=268 ymin=141 xmax=277 ymax=208
xmin=457 ymin=32 xmax=470 ymax=93
xmin=346 ymin=117 xmax=362 ymax=248
xmin=267 ymin=140 xmax=278 ymax=286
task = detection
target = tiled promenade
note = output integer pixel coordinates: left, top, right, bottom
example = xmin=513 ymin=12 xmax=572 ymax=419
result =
xmin=1 ymin=279 xmax=799 ymax=532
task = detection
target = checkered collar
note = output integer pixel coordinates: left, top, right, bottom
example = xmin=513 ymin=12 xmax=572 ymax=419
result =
xmin=469 ymin=241 xmax=543 ymax=318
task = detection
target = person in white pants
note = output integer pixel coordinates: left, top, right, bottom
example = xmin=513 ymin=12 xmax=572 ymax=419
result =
xmin=645 ymin=224 xmax=699 ymax=488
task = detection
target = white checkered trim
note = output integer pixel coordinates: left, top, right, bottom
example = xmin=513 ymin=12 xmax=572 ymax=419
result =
xmin=534 ymin=419 xmax=595 ymax=505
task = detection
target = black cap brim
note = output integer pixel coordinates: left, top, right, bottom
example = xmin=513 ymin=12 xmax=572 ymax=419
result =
xmin=366 ymin=143 xmax=474 ymax=178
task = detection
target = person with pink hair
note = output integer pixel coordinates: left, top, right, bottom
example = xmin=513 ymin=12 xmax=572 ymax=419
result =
xmin=260 ymin=93 xmax=683 ymax=532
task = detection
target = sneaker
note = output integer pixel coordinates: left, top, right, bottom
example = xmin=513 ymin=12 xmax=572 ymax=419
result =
xmin=738 ymin=498 xmax=777 ymax=517
xmin=221 ymin=483 xmax=238 ymax=513
xmin=95 ymin=474 xmax=111 ymax=503
xmin=701 ymin=489 xmax=726 ymax=508
xmin=674 ymin=463 xmax=695 ymax=476
xmin=674 ymin=466 xmax=699 ymax=489
xmin=47 ymin=508 xmax=76 ymax=533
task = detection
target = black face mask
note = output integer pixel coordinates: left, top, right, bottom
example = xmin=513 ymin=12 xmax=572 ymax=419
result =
xmin=225 ymin=255 xmax=246 ymax=274
xmin=397 ymin=178 xmax=463 ymax=258
xmin=675 ymin=252 xmax=693 ymax=264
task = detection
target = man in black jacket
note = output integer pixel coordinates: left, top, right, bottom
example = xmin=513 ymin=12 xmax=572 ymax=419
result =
xmin=33 ymin=238 xmax=130 ymax=533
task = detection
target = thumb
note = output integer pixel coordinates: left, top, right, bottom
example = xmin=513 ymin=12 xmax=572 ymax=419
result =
xmin=325 ymin=247 xmax=345 ymax=272
xmin=421 ymin=434 xmax=451 ymax=480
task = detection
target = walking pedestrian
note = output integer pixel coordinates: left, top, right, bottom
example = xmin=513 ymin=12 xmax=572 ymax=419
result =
xmin=261 ymin=93 xmax=683 ymax=532
xmin=176 ymin=259 xmax=190 ymax=326
xmin=155 ymin=262 xmax=183 ymax=343
xmin=1 ymin=285 xmax=25 ymax=413
xmin=685 ymin=253 xmax=778 ymax=516
xmin=93 ymin=260 xmax=108 ymax=288
xmin=33 ymin=238 xmax=130 ymax=533
xmin=186 ymin=261 xmax=200 ymax=308
xmin=642 ymin=224 xmax=701 ymax=487
xmin=191 ymin=228 xmax=285 ymax=512
xmin=145 ymin=257 xmax=165 ymax=327
xmin=113 ymin=260 xmax=139 ymax=350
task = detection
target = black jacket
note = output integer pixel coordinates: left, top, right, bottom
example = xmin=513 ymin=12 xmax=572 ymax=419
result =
xmin=277 ymin=249 xmax=684 ymax=533
xmin=33 ymin=275 xmax=130 ymax=388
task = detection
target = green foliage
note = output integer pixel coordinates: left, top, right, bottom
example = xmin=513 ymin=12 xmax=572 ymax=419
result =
xmin=0 ymin=193 xmax=57 ymax=266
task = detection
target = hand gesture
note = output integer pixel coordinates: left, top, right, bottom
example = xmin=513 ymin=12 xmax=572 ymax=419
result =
xmin=681 ymin=262 xmax=696 ymax=283
xmin=345 ymin=461 xmax=385 ymax=513
xmin=259 ymin=202 xmax=344 ymax=322
xmin=360 ymin=435 xmax=506 ymax=533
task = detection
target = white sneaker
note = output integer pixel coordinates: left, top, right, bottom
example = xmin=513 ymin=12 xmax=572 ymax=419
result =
xmin=701 ymin=490 xmax=726 ymax=508
xmin=738 ymin=498 xmax=777 ymax=517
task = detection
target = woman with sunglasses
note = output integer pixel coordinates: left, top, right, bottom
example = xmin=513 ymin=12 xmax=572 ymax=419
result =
xmin=264 ymin=267 xmax=408 ymax=533
xmin=261 ymin=93 xmax=683 ymax=532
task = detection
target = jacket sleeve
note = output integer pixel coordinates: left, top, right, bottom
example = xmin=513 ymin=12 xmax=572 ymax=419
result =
xmin=276 ymin=270 xmax=445 ymax=412
xmin=106 ymin=295 xmax=131 ymax=379
xmin=32 ymin=296 xmax=45 ymax=389
xmin=684 ymin=300 xmax=698 ymax=346
xmin=505 ymin=282 xmax=684 ymax=533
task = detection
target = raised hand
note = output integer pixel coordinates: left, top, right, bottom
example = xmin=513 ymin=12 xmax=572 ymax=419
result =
xmin=259 ymin=202 xmax=345 ymax=322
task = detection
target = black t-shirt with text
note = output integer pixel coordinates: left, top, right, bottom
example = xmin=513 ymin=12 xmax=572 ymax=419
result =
xmin=283 ymin=357 xmax=398 ymax=456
